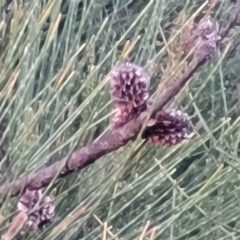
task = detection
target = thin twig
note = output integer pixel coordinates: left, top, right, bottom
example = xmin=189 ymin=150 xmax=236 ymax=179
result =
xmin=93 ymin=214 xmax=115 ymax=238
xmin=103 ymin=222 xmax=107 ymax=240
xmin=149 ymin=227 xmax=157 ymax=240
xmin=138 ymin=221 xmax=150 ymax=240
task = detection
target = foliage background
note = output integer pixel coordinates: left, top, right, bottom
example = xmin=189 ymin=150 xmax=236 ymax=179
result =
xmin=1 ymin=0 xmax=240 ymax=239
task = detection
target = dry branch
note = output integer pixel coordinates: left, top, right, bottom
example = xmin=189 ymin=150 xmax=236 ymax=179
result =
xmin=0 ymin=2 xmax=239 ymax=199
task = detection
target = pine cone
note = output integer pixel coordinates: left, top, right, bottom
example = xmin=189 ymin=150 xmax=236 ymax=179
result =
xmin=142 ymin=108 xmax=192 ymax=146
xmin=110 ymin=62 xmax=150 ymax=128
xmin=182 ymin=17 xmax=220 ymax=60
xmin=196 ymin=17 xmax=221 ymax=59
xmin=17 ymin=189 xmax=55 ymax=230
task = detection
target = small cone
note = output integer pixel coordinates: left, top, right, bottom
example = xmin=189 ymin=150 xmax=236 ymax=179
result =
xmin=110 ymin=61 xmax=150 ymax=128
xmin=17 ymin=188 xmax=55 ymax=229
xmin=196 ymin=17 xmax=221 ymax=59
xmin=142 ymin=108 xmax=192 ymax=146
xmin=182 ymin=17 xmax=220 ymax=60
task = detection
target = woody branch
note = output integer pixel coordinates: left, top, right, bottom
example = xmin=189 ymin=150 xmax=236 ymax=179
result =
xmin=0 ymin=1 xmax=239 ymax=199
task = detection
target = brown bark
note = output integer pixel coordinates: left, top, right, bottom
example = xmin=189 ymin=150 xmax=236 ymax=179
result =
xmin=0 ymin=2 xmax=239 ymax=198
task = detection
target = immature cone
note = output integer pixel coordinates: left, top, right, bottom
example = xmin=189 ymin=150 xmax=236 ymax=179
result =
xmin=142 ymin=108 xmax=192 ymax=146
xmin=110 ymin=62 xmax=150 ymax=128
xmin=17 ymin=188 xmax=55 ymax=229
xmin=182 ymin=17 xmax=221 ymax=60
xmin=196 ymin=17 xmax=221 ymax=59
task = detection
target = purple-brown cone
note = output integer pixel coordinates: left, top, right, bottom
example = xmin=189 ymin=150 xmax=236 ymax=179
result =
xmin=110 ymin=62 xmax=150 ymax=128
xmin=142 ymin=108 xmax=192 ymax=146
xmin=182 ymin=17 xmax=221 ymax=60
xmin=196 ymin=17 xmax=221 ymax=59
xmin=17 ymin=189 xmax=55 ymax=229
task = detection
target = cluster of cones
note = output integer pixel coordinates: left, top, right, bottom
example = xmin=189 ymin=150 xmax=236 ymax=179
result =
xmin=15 ymin=62 xmax=192 ymax=232
xmin=109 ymin=61 xmax=192 ymax=146
xmin=14 ymin=61 xmax=193 ymax=232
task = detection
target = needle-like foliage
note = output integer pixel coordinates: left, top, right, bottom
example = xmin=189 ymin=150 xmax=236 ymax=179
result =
xmin=0 ymin=0 xmax=240 ymax=239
